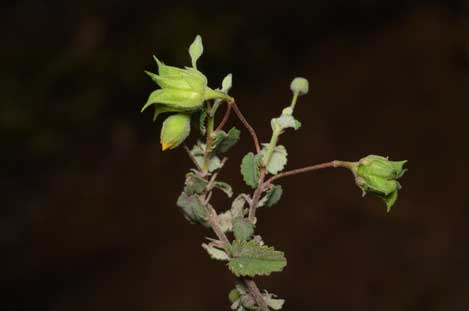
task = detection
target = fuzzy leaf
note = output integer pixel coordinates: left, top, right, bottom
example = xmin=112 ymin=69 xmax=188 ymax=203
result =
xmin=241 ymin=153 xmax=260 ymax=188
xmin=263 ymin=292 xmax=285 ymax=310
xmin=231 ymin=194 xmax=248 ymax=218
xmin=214 ymin=181 xmax=233 ymax=198
xmin=176 ymin=192 xmax=207 ymax=224
xmin=259 ymin=185 xmax=283 ymax=208
xmin=209 ymin=130 xmax=227 ymax=152
xmin=199 ymin=110 xmax=207 ymax=135
xmin=261 ymin=144 xmax=288 ymax=175
xmin=190 ymin=144 xmax=224 ymax=172
xmin=218 ymin=210 xmax=234 ymax=232
xmin=189 ymin=35 xmax=203 ymax=68
xmin=222 ymin=73 xmax=233 ymax=93
xmin=202 ymin=243 xmax=230 ymax=261
xmin=233 ymin=218 xmax=255 ymax=241
xmin=217 ymin=194 xmax=248 ymax=233
xmin=184 ymin=172 xmax=208 ymax=195
xmin=271 ymin=115 xmax=301 ymax=132
xmin=228 ymin=240 xmax=287 ymax=277
xmin=216 ymin=127 xmax=241 ymax=153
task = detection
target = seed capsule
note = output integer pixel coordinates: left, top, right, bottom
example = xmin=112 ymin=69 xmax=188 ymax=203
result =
xmin=160 ymin=113 xmax=191 ymax=151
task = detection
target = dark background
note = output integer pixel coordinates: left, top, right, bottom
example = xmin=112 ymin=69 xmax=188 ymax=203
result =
xmin=1 ymin=0 xmax=468 ymax=310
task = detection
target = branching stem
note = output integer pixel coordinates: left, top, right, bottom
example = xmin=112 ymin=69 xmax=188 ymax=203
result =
xmin=215 ymin=102 xmax=233 ymax=132
xmin=231 ymin=101 xmax=261 ymax=153
xmin=264 ymin=160 xmax=353 ymax=185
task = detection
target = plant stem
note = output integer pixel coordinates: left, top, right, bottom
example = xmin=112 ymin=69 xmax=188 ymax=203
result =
xmin=206 ymin=207 xmax=269 ymax=311
xmin=262 ymin=128 xmax=280 ymax=168
xmin=215 ymin=102 xmax=233 ymax=132
xmin=248 ymin=168 xmax=266 ymax=222
xmin=184 ymin=145 xmax=203 ymax=172
xmin=203 ymin=115 xmax=215 ymax=173
xmin=263 ymin=160 xmax=354 ymax=185
xmin=231 ymin=102 xmax=261 ymax=153
xmin=244 ymin=278 xmax=269 ymax=311
xmin=290 ymin=91 xmax=299 ymax=111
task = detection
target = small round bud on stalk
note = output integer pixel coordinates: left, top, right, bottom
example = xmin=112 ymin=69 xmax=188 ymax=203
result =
xmin=160 ymin=113 xmax=191 ymax=151
xmin=290 ymin=77 xmax=309 ymax=95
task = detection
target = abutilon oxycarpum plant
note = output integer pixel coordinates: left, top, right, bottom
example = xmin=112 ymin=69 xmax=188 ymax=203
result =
xmin=140 ymin=35 xmax=408 ymax=311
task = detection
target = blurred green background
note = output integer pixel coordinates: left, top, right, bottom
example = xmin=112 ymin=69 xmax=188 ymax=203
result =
xmin=1 ymin=0 xmax=468 ymax=310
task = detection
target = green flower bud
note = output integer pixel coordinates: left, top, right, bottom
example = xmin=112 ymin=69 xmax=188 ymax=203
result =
xmin=141 ymin=37 xmax=233 ymax=121
xmin=290 ymin=77 xmax=309 ymax=95
xmin=160 ymin=113 xmax=191 ymax=151
xmin=349 ymin=155 xmax=407 ymax=212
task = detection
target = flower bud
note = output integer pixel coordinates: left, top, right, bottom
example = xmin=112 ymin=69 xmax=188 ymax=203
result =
xmin=352 ymin=155 xmax=407 ymax=212
xmin=290 ymin=77 xmax=309 ymax=95
xmin=141 ymin=37 xmax=233 ymax=122
xmin=160 ymin=113 xmax=191 ymax=151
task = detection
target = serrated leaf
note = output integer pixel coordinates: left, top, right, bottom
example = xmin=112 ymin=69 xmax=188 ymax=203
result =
xmin=217 ymin=127 xmax=241 ymax=153
xmin=176 ymin=192 xmax=207 ymax=224
xmin=214 ymin=181 xmax=233 ymax=198
xmin=228 ymin=240 xmax=287 ymax=277
xmin=184 ymin=172 xmax=208 ymax=195
xmin=241 ymin=153 xmax=260 ymax=188
xmin=231 ymin=194 xmax=248 ymax=218
xmin=191 ymin=144 xmax=223 ymax=172
xmin=202 ymin=243 xmax=230 ymax=261
xmin=261 ymin=144 xmax=288 ymax=175
xmin=189 ymin=35 xmax=203 ymax=68
xmin=233 ymin=218 xmax=255 ymax=241
xmin=259 ymin=185 xmax=283 ymax=208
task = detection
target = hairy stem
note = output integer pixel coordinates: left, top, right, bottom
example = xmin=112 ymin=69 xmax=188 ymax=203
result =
xmin=231 ymin=102 xmax=261 ymax=153
xmin=184 ymin=145 xmax=203 ymax=172
xmin=203 ymin=115 xmax=215 ymax=173
xmin=263 ymin=160 xmax=354 ymax=185
xmin=215 ymin=102 xmax=233 ymax=132
xmin=206 ymin=206 xmax=269 ymax=311
xmin=248 ymin=168 xmax=266 ymax=222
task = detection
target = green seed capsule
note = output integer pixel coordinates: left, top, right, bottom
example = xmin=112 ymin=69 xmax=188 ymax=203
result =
xmin=351 ymin=155 xmax=407 ymax=212
xmin=160 ymin=113 xmax=191 ymax=151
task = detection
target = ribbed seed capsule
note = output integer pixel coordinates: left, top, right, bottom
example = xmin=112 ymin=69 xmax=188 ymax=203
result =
xmin=160 ymin=113 xmax=191 ymax=151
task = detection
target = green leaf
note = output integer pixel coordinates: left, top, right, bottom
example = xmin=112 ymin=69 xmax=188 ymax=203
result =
xmin=202 ymin=243 xmax=230 ymax=261
xmin=231 ymin=194 xmax=248 ymax=218
xmin=199 ymin=110 xmax=207 ymax=135
xmin=261 ymin=144 xmax=288 ymax=175
xmin=259 ymin=185 xmax=283 ymax=208
xmin=217 ymin=194 xmax=248 ymax=233
xmin=189 ymin=35 xmax=203 ymax=69
xmin=176 ymin=192 xmax=208 ymax=224
xmin=241 ymin=153 xmax=261 ymax=189
xmin=216 ymin=127 xmax=241 ymax=153
xmin=190 ymin=144 xmax=224 ymax=172
xmin=217 ymin=210 xmax=234 ymax=232
xmin=222 ymin=73 xmax=233 ymax=93
xmin=214 ymin=181 xmax=233 ymax=198
xmin=272 ymin=115 xmax=302 ymax=132
xmin=233 ymin=218 xmax=255 ymax=241
xmin=228 ymin=240 xmax=287 ymax=277
xmin=229 ymin=288 xmax=241 ymax=303
xmin=263 ymin=292 xmax=285 ymax=310
xmin=184 ymin=172 xmax=208 ymax=195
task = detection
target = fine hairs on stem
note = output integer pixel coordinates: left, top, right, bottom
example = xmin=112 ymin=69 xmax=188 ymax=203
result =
xmin=140 ymin=35 xmax=408 ymax=310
